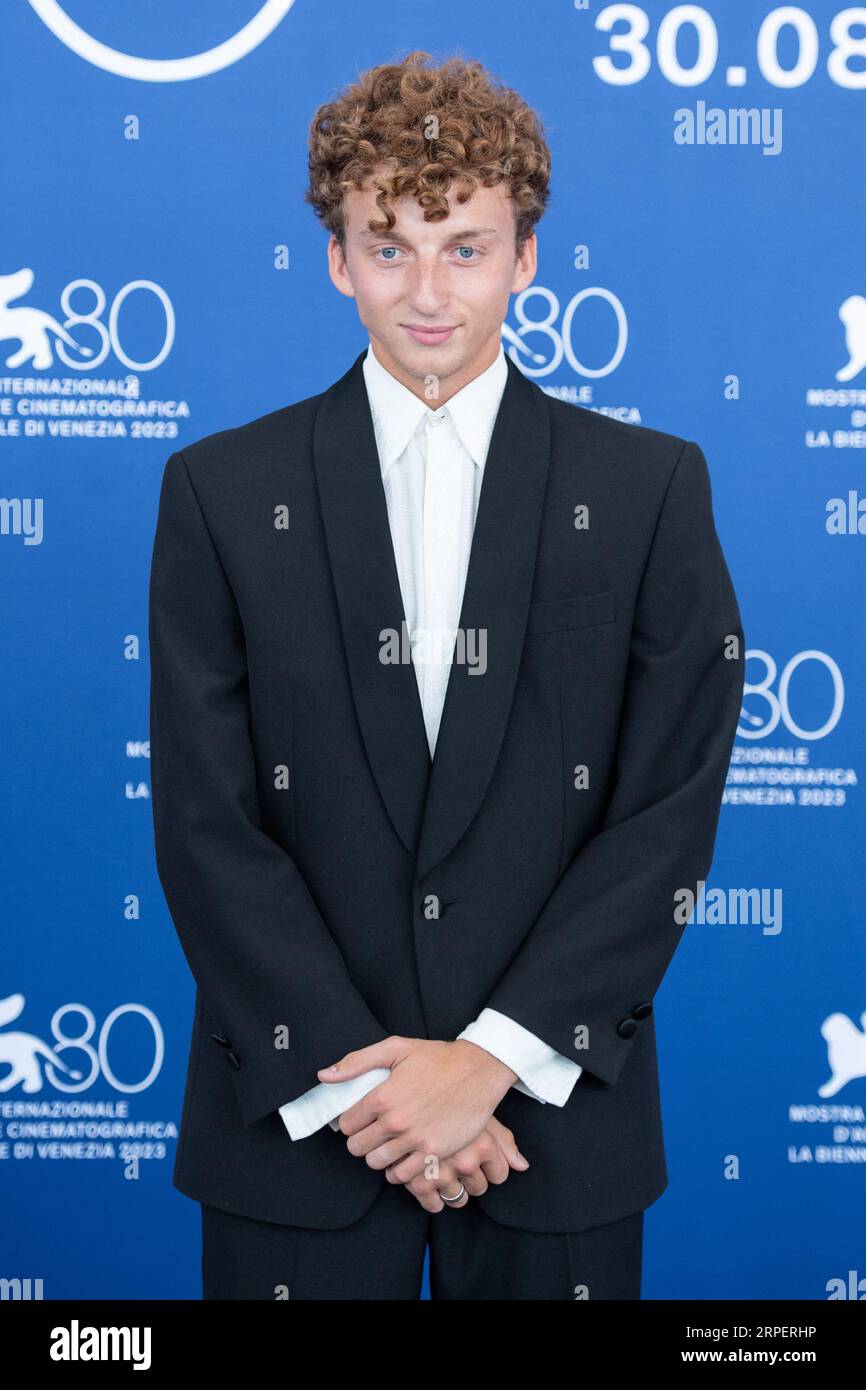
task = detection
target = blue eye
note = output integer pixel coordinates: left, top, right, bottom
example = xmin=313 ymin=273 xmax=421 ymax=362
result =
xmin=374 ymin=244 xmax=479 ymax=263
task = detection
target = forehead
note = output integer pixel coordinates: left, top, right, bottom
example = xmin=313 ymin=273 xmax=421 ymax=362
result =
xmin=343 ymin=174 xmax=514 ymax=240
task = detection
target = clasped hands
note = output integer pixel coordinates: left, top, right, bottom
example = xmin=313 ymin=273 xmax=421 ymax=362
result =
xmin=318 ymin=1036 xmax=530 ymax=1212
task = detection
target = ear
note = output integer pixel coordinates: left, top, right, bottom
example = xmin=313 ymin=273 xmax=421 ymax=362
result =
xmin=511 ymin=232 xmax=537 ymax=294
xmin=327 ymin=235 xmax=356 ymax=300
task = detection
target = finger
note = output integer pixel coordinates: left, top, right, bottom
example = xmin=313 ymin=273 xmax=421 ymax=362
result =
xmin=460 ymin=1166 xmax=488 ymax=1198
xmin=486 ymin=1117 xmax=530 ymax=1172
xmin=378 ymin=1147 xmax=428 ymax=1182
xmin=317 ymin=1036 xmax=408 ymax=1082
xmin=405 ymin=1163 xmax=464 ymax=1213
xmin=479 ymin=1147 xmax=510 ymax=1185
xmin=439 ymin=1145 xmax=487 ymax=1198
xmin=450 ymin=1145 xmax=490 ymax=1196
xmin=343 ymin=1113 xmax=400 ymax=1152
xmin=349 ymin=1128 xmax=416 ymax=1167
xmin=470 ymin=1128 xmax=511 ymax=1186
xmin=404 ymin=1175 xmax=446 ymax=1214
xmin=433 ymin=1162 xmax=470 ymax=1208
xmin=401 ymin=1160 xmax=469 ymax=1210
xmin=387 ymin=1153 xmax=450 ymax=1188
xmin=337 ymin=1085 xmax=390 ymax=1137
xmin=432 ymin=1160 xmax=470 ymax=1208
xmin=447 ymin=1133 xmax=504 ymax=1190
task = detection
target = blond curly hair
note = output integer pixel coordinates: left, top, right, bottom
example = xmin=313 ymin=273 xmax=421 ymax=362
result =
xmin=306 ymin=50 xmax=551 ymax=255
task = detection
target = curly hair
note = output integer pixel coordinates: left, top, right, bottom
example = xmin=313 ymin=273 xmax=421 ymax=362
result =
xmin=306 ymin=50 xmax=551 ymax=256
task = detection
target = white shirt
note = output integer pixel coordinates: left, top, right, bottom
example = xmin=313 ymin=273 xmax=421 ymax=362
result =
xmin=278 ymin=340 xmax=582 ymax=1141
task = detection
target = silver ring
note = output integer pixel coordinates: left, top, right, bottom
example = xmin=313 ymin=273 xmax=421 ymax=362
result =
xmin=440 ymin=1183 xmax=466 ymax=1204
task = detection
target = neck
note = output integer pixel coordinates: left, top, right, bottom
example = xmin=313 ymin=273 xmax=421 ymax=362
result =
xmin=368 ymin=330 xmax=502 ymax=405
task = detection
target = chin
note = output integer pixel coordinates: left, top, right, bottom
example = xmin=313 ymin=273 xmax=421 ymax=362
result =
xmin=404 ymin=337 xmax=469 ymax=366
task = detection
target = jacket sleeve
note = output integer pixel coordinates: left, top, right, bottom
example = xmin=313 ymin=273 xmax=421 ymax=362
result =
xmin=485 ymin=440 xmax=745 ymax=1089
xmin=148 ymin=449 xmax=388 ymax=1126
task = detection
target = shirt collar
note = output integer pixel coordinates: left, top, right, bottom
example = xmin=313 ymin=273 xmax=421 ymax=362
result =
xmin=362 ymin=338 xmax=508 ymax=478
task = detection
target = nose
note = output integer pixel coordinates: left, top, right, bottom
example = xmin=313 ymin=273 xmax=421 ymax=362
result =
xmin=406 ymin=255 xmax=451 ymax=316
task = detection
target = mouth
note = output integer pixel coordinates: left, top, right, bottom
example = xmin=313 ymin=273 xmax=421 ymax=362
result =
xmin=402 ymin=324 xmax=458 ymax=345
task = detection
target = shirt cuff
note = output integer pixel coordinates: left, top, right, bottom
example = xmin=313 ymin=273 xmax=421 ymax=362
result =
xmin=278 ymin=1068 xmax=390 ymax=1141
xmin=457 ymin=1008 xmax=582 ymax=1107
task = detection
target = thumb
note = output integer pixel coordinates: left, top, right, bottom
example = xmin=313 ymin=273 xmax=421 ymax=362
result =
xmin=317 ymin=1035 xmax=408 ymax=1081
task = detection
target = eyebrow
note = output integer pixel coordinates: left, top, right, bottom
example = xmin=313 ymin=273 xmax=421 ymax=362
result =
xmin=356 ymin=227 xmax=501 ymax=243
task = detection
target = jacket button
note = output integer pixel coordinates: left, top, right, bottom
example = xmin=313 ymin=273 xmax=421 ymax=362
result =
xmin=225 ymin=1049 xmax=241 ymax=1070
xmin=617 ymin=1018 xmax=638 ymax=1039
xmin=210 ymin=1032 xmax=230 ymax=1048
xmin=632 ymin=1002 xmax=653 ymax=1020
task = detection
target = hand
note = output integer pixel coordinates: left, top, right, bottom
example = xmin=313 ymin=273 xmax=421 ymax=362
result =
xmin=318 ymin=1035 xmax=518 ymax=1183
xmin=394 ymin=1117 xmax=529 ymax=1213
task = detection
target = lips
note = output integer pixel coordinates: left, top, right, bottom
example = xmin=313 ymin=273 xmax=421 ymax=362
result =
xmin=403 ymin=325 xmax=457 ymax=345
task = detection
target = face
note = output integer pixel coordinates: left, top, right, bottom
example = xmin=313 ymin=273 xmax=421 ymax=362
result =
xmin=327 ymin=169 xmax=536 ymax=403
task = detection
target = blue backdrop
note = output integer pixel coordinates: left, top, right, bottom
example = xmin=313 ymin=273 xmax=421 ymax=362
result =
xmin=2 ymin=0 xmax=864 ymax=1301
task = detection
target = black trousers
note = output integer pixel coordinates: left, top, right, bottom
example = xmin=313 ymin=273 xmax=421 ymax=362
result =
xmin=201 ymin=1181 xmax=644 ymax=1300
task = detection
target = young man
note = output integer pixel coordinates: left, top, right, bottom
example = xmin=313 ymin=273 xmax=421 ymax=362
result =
xmin=148 ymin=51 xmax=744 ymax=1300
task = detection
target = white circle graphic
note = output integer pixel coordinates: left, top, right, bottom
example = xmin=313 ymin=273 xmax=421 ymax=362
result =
xmin=27 ymin=0 xmax=295 ymax=81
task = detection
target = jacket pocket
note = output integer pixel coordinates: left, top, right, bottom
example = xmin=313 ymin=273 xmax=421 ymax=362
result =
xmin=526 ymin=588 xmax=616 ymax=635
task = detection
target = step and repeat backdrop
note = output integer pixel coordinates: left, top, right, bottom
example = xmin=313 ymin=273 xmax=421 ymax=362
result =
xmin=2 ymin=0 xmax=864 ymax=1300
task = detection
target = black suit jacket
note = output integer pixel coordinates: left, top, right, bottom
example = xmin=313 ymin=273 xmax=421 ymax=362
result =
xmin=148 ymin=348 xmax=744 ymax=1234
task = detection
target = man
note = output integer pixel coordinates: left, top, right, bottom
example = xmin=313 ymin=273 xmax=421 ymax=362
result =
xmin=148 ymin=51 xmax=744 ymax=1300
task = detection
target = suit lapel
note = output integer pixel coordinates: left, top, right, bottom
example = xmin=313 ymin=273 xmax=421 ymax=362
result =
xmin=313 ymin=350 xmax=431 ymax=860
xmin=415 ymin=355 xmax=550 ymax=879
xmin=312 ymin=348 xmax=551 ymax=877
